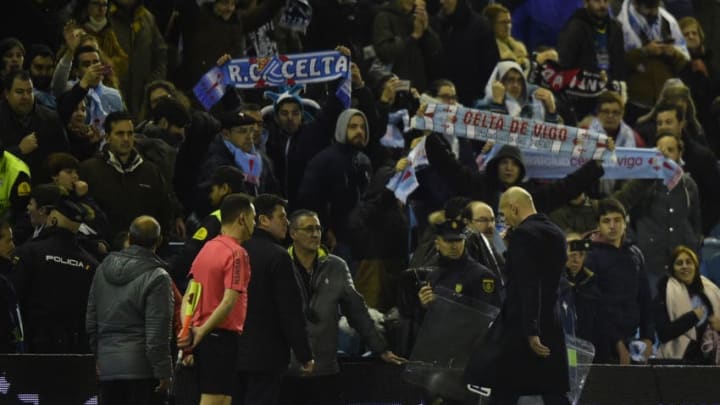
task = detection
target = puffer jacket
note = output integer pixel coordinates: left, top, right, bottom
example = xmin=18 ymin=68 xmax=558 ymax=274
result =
xmin=86 ymin=245 xmax=174 ymax=381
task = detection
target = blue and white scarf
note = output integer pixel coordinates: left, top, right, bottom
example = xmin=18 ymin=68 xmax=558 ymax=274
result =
xmin=224 ymin=140 xmax=263 ymax=186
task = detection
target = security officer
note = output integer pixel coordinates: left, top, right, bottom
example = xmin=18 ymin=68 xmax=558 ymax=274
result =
xmin=12 ymin=195 xmax=98 ymax=353
xmin=168 ymin=165 xmax=246 ymax=286
xmin=418 ymin=218 xmax=503 ymax=310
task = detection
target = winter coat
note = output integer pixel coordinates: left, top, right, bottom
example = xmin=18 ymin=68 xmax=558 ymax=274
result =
xmin=557 ymin=8 xmax=627 ymax=80
xmin=175 ymin=0 xmax=283 ymax=90
xmin=200 ymin=134 xmax=278 ymax=197
xmin=109 ymin=3 xmax=167 ymax=116
xmin=297 ymin=109 xmax=373 ymax=243
xmin=614 ymin=176 xmax=702 ymax=277
xmin=12 ymin=227 xmax=98 ymax=353
xmin=584 ymin=240 xmax=654 ymax=363
xmin=86 ymin=245 xmax=174 ymax=380
xmin=429 ymin=0 xmax=499 ymax=105
xmin=372 ymin=0 xmax=441 ymax=91
xmin=79 ymin=149 xmax=172 ymax=238
xmin=466 ymin=214 xmax=569 ymax=395
xmin=237 ymin=229 xmax=313 ymax=372
xmin=0 ymin=101 xmax=69 ymax=182
xmin=288 ymin=248 xmax=387 ymax=376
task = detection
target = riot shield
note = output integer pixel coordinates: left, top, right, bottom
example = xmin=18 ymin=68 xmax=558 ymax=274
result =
xmin=565 ymin=334 xmax=595 ymax=405
xmin=403 ymin=286 xmax=500 ymax=401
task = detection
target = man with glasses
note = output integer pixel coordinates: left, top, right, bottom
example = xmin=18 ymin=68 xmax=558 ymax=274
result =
xmin=201 ymin=109 xmax=278 ymax=197
xmin=588 ymin=91 xmax=645 ymax=147
xmin=282 ymin=209 xmax=406 ymax=403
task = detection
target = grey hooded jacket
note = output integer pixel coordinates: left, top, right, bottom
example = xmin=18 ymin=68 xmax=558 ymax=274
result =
xmin=86 ymin=245 xmax=174 ymax=381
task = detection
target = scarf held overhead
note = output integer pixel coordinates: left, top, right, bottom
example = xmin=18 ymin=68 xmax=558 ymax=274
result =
xmin=194 ymin=50 xmax=351 ymax=110
xmin=412 ymin=103 xmax=612 ymax=160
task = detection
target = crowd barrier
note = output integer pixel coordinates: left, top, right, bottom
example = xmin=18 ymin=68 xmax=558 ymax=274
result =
xmin=1 ymin=355 xmax=720 ymax=404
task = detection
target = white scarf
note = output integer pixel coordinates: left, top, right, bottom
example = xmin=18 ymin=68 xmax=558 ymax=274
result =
xmin=616 ymin=0 xmax=689 ymax=59
xmin=659 ymin=276 xmax=720 ymax=359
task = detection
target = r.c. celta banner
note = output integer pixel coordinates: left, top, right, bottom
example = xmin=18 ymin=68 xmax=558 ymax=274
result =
xmin=193 ymin=50 xmax=351 ymax=110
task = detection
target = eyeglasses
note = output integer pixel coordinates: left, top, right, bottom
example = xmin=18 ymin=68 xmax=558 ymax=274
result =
xmin=472 ymin=217 xmax=495 ymax=224
xmin=295 ymin=226 xmax=322 ymax=234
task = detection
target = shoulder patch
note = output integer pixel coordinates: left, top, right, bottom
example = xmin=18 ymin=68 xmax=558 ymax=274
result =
xmin=193 ymin=227 xmax=208 ymax=241
xmin=17 ymin=182 xmax=31 ymax=197
xmin=455 ymin=283 xmax=463 ymax=294
xmin=482 ymin=278 xmax=495 ymax=293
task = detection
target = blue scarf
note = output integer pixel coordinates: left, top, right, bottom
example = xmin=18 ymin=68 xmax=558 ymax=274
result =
xmin=224 ymin=140 xmax=263 ymax=186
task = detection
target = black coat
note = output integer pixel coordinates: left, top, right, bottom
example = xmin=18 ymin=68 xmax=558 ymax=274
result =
xmin=12 ymin=227 xmax=98 ymax=353
xmin=297 ymin=143 xmax=372 ymax=243
xmin=466 ymin=214 xmax=569 ymax=395
xmin=79 ymin=150 xmax=172 ymax=239
xmin=557 ymin=8 xmax=626 ymax=80
xmin=237 ymin=229 xmax=312 ymax=372
xmin=430 ymin=0 xmax=499 ymax=106
xmin=0 ymin=101 xmax=69 ymax=181
xmin=200 ymin=134 xmax=279 ymax=197
xmin=584 ymin=241 xmax=654 ymax=363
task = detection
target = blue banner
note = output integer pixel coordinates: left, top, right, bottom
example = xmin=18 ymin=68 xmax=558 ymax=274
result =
xmin=193 ymin=51 xmax=351 ymax=110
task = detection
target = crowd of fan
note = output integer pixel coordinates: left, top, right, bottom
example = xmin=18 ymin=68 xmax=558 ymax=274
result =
xmin=0 ymin=0 xmax=720 ymax=371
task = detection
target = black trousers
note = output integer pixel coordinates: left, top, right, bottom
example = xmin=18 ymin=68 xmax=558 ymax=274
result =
xmin=278 ymin=374 xmax=343 ymax=405
xmin=232 ymin=371 xmax=284 ymax=405
xmin=99 ymin=378 xmax=167 ymax=405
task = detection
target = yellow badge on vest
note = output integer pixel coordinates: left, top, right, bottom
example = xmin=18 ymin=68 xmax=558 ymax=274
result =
xmin=193 ymin=227 xmax=208 ymax=241
xmin=482 ymin=278 xmax=495 ymax=293
xmin=17 ymin=182 xmax=31 ymax=197
xmin=455 ymin=283 xmax=463 ymax=294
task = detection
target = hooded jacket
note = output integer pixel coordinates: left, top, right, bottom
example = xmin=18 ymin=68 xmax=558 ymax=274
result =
xmin=475 ymin=61 xmax=558 ymax=122
xmin=86 ymin=245 xmax=173 ymax=381
xmin=297 ymin=109 xmax=373 ymax=241
xmin=425 ymin=133 xmax=604 ymax=214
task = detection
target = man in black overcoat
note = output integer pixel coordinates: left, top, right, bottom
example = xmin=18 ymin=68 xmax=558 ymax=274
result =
xmin=466 ymin=186 xmax=570 ymax=404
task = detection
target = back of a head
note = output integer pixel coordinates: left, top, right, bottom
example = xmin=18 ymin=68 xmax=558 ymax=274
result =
xmin=128 ymin=215 xmax=162 ymax=249
xmin=46 ymin=152 xmax=79 ymax=177
xmin=220 ymin=193 xmax=254 ymax=226
xmin=151 ymin=97 xmax=191 ymax=128
xmin=503 ymin=186 xmax=533 ymax=206
xmin=253 ymin=194 xmax=287 ymax=221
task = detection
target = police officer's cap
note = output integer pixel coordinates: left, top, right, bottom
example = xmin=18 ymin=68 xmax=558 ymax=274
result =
xmin=219 ymin=109 xmax=260 ymax=129
xmin=199 ymin=165 xmax=246 ymax=193
xmin=435 ymin=219 xmax=466 ymax=242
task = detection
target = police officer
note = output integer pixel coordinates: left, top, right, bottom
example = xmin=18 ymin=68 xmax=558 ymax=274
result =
xmin=168 ymin=165 xmax=246 ymax=285
xmin=12 ymin=195 xmax=98 ymax=354
xmin=418 ymin=218 xmax=502 ymax=310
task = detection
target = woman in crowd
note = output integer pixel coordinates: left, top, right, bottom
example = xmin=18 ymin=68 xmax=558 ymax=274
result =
xmin=655 ymin=246 xmax=720 ymax=364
